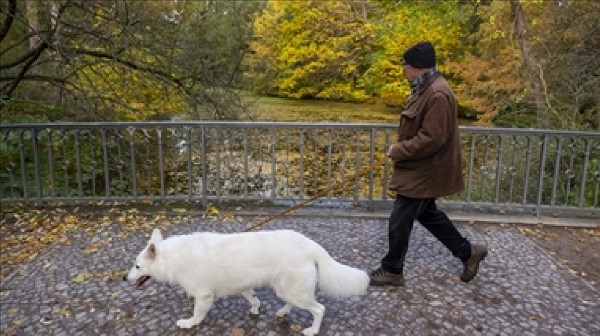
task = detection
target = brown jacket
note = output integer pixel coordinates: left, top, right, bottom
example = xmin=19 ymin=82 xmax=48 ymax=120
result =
xmin=387 ymin=76 xmax=464 ymax=198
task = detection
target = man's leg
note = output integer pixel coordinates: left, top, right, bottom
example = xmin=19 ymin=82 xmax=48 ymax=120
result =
xmin=370 ymin=195 xmax=428 ymax=286
xmin=417 ymin=199 xmax=471 ymax=261
xmin=382 ymin=195 xmax=428 ymax=272
xmin=417 ymin=199 xmax=487 ymax=282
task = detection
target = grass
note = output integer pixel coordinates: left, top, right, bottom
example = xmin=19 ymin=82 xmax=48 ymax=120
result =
xmin=242 ymin=94 xmax=476 ymax=125
xmin=242 ymin=95 xmax=401 ymax=123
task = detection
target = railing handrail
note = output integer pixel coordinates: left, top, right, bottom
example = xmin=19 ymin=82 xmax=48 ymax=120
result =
xmin=1 ymin=121 xmax=599 ymax=138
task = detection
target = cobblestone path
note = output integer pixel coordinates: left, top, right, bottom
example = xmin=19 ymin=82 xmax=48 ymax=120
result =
xmin=1 ymin=216 xmax=598 ymax=335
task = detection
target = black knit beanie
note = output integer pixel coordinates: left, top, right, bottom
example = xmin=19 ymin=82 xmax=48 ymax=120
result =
xmin=403 ymin=41 xmax=436 ymax=69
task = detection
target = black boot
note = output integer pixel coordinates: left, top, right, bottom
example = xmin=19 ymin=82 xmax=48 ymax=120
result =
xmin=460 ymin=244 xmax=487 ymax=282
xmin=369 ymin=267 xmax=405 ymax=286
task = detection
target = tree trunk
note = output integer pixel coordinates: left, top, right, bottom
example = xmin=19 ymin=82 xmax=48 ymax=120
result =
xmin=510 ymin=0 xmax=547 ymax=128
xmin=25 ymin=1 xmax=41 ymax=49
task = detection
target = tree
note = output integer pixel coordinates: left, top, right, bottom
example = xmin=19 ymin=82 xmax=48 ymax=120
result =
xmin=362 ymin=0 xmax=475 ymax=106
xmin=248 ymin=0 xmax=376 ymax=102
xmin=0 ymin=0 xmax=260 ymax=121
xmin=509 ymin=0 xmax=546 ymax=128
xmin=452 ymin=0 xmax=599 ymax=130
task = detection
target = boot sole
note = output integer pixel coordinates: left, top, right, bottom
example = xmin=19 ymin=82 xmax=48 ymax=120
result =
xmin=369 ymin=280 xmax=405 ymax=287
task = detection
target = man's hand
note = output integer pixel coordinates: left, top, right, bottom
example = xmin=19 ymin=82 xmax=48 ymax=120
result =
xmin=387 ymin=143 xmax=399 ymax=158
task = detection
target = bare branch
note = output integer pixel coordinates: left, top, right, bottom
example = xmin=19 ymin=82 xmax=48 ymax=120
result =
xmin=2 ymin=41 xmax=48 ymax=98
xmin=0 ymin=0 xmax=17 ymax=43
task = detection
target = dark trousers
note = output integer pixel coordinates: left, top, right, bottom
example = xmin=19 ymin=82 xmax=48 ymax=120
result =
xmin=381 ymin=195 xmax=472 ymax=274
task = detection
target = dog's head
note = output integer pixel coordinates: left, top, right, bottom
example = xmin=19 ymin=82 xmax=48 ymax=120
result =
xmin=123 ymin=229 xmax=163 ymax=287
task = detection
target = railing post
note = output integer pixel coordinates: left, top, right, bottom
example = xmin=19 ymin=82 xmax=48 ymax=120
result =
xmin=368 ymin=128 xmax=375 ymax=211
xmin=536 ymin=134 xmax=549 ymax=217
xmin=200 ymin=126 xmax=207 ymax=207
xmin=32 ymin=128 xmax=43 ymax=206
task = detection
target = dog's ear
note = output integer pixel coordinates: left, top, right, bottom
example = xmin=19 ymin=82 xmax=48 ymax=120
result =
xmin=147 ymin=243 xmax=157 ymax=259
xmin=150 ymin=229 xmax=163 ymax=243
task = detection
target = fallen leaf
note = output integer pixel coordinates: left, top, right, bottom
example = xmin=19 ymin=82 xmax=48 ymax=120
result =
xmin=230 ymin=327 xmax=245 ymax=336
xmin=84 ymin=244 xmax=101 ymax=255
xmin=73 ymin=272 xmax=92 ymax=283
xmin=58 ymin=307 xmax=70 ymax=318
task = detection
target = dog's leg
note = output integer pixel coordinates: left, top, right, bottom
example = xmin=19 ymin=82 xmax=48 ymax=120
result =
xmin=241 ymin=290 xmax=261 ymax=315
xmin=274 ymin=267 xmax=324 ymax=336
xmin=176 ymin=293 xmax=214 ymax=329
xmin=275 ymin=303 xmax=292 ymax=319
xmin=299 ymin=302 xmax=324 ymax=336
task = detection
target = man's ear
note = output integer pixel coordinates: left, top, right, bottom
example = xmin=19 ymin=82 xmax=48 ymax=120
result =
xmin=147 ymin=243 xmax=157 ymax=259
xmin=150 ymin=229 xmax=163 ymax=243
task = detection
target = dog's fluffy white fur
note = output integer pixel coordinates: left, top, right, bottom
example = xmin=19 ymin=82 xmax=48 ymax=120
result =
xmin=125 ymin=229 xmax=369 ymax=336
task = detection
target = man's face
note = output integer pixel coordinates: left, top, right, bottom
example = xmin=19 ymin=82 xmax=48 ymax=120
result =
xmin=402 ymin=62 xmax=420 ymax=82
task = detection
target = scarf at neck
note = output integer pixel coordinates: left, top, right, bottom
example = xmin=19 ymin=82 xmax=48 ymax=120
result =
xmin=409 ymin=67 xmax=441 ymax=95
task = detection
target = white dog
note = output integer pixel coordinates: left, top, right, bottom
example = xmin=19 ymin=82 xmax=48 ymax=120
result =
xmin=124 ymin=229 xmax=369 ymax=336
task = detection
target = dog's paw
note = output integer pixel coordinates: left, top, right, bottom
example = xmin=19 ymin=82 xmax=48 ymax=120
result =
xmin=302 ymin=327 xmax=318 ymax=336
xmin=276 ymin=304 xmax=292 ymax=319
xmin=249 ymin=307 xmax=260 ymax=316
xmin=176 ymin=318 xmax=198 ymax=329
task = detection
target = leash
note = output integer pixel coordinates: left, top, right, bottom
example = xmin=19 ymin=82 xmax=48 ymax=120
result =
xmin=243 ymin=154 xmax=389 ymax=232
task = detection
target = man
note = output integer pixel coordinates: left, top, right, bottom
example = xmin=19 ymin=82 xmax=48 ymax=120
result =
xmin=370 ymin=41 xmax=487 ymax=286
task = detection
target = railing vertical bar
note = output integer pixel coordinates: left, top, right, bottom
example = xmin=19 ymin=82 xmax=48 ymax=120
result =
xmin=284 ymin=132 xmax=291 ymax=197
xmin=62 ymin=133 xmax=69 ymax=197
xmin=327 ymin=130 xmax=333 ymax=199
xmin=48 ymin=130 xmax=56 ymax=197
xmin=565 ymin=138 xmax=576 ymax=205
xmin=243 ymin=129 xmax=249 ymax=196
xmin=102 ymin=130 xmax=110 ymax=198
xmin=129 ymin=128 xmax=137 ymax=198
xmin=383 ymin=132 xmax=390 ymax=200
xmin=18 ymin=131 xmax=27 ymax=200
xmin=579 ymin=139 xmax=591 ymax=207
xmin=354 ymin=131 xmax=361 ymax=201
xmin=186 ymin=127 xmax=193 ymax=200
xmin=507 ymin=137 xmax=517 ymax=203
xmin=313 ymin=130 xmax=319 ymax=199
xmin=157 ymin=129 xmax=165 ymax=198
xmin=479 ymin=136 xmax=488 ymax=201
xmin=116 ymin=134 xmax=124 ymax=192
xmin=271 ymin=129 xmax=277 ymax=199
xmin=368 ymin=128 xmax=375 ymax=209
xmin=32 ymin=128 xmax=42 ymax=205
xmin=467 ymin=134 xmax=476 ymax=202
xmin=551 ymin=137 xmax=563 ymax=206
xmin=536 ymin=135 xmax=549 ymax=217
xmin=523 ymin=136 xmax=533 ymax=204
xmin=215 ymin=128 xmax=221 ymax=198
xmin=200 ymin=126 xmax=207 ymax=206
xmin=494 ymin=135 xmax=504 ymax=203
xmin=299 ymin=130 xmax=305 ymax=199
xmin=75 ymin=131 xmax=83 ymax=197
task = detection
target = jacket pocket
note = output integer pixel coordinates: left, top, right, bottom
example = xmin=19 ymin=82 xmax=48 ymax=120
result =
xmin=399 ymin=104 xmax=420 ymax=139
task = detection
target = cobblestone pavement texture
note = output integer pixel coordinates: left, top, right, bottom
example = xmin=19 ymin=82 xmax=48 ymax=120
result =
xmin=1 ymin=216 xmax=599 ymax=336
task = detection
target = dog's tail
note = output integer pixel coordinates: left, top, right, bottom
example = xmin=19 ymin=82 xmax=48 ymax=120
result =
xmin=312 ymin=243 xmax=369 ymax=298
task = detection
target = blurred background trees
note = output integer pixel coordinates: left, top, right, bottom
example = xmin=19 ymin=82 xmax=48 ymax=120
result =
xmin=1 ymin=0 xmax=261 ymax=121
xmin=1 ymin=0 xmax=598 ymax=130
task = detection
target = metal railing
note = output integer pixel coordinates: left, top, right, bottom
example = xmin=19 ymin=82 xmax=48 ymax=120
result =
xmin=1 ymin=122 xmax=599 ymax=217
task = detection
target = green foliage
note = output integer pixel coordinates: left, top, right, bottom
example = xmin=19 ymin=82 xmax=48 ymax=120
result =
xmin=2 ymin=0 xmax=598 ymax=130
xmin=362 ymin=0 xmax=474 ymax=105
xmin=249 ymin=0 xmax=476 ymax=106
xmin=249 ymin=0 xmax=375 ymax=101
